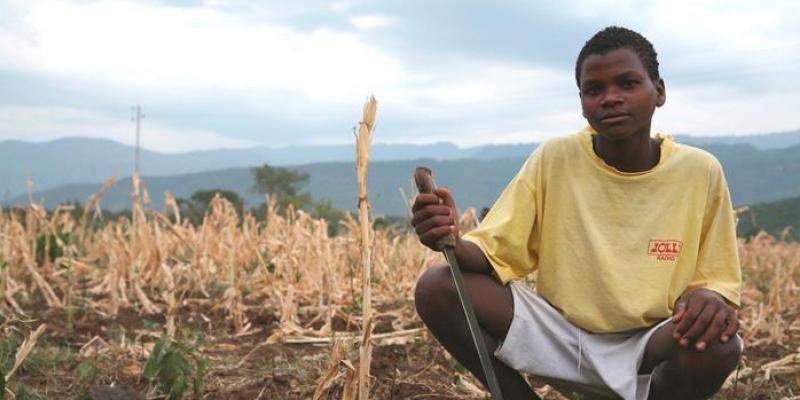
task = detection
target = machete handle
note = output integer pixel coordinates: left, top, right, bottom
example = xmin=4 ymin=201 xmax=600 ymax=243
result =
xmin=414 ymin=166 xmax=456 ymax=248
xmin=414 ymin=166 xmax=436 ymax=194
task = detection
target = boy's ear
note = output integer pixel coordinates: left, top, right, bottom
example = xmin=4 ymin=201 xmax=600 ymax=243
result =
xmin=655 ymin=78 xmax=666 ymax=107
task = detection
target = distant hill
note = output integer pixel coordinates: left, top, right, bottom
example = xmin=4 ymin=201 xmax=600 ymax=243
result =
xmin=675 ymin=129 xmax=800 ymax=150
xmin=6 ymin=158 xmax=528 ymax=217
xmin=737 ymin=196 xmax=800 ymax=240
xmin=697 ymin=143 xmax=800 ymax=206
xmin=2 ymin=128 xmax=798 ymax=200
xmin=0 ymin=137 xmax=264 ymax=200
xmin=0 ymin=137 xmax=483 ymax=199
xmin=466 ymin=142 xmax=538 ymax=159
xmin=7 ymin=142 xmax=800 ymax=217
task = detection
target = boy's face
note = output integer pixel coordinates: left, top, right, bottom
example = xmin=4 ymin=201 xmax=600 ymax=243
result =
xmin=578 ymin=47 xmax=665 ymax=141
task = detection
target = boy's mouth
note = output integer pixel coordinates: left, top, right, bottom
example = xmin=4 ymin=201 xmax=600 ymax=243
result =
xmin=600 ymin=113 xmax=630 ymax=124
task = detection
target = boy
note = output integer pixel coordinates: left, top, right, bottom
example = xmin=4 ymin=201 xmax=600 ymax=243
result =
xmin=412 ymin=26 xmax=743 ymax=400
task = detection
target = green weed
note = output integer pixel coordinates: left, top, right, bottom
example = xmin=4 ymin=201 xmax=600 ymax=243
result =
xmin=143 ymin=336 xmax=207 ymax=400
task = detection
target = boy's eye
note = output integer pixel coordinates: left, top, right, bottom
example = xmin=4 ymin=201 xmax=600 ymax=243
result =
xmin=620 ymin=80 xmax=638 ymax=89
xmin=582 ymin=85 xmax=602 ymax=96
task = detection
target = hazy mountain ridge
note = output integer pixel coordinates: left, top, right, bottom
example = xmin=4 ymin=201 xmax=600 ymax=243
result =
xmin=7 ymin=142 xmax=800 ymax=217
xmin=2 ymin=129 xmax=797 ymax=199
xmin=6 ymin=158 xmax=527 ymax=217
xmin=675 ymin=129 xmax=800 ymax=150
xmin=0 ymin=137 xmax=519 ymax=199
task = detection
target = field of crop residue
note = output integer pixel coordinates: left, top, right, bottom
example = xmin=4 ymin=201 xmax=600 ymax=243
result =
xmin=1 ymin=191 xmax=798 ymax=399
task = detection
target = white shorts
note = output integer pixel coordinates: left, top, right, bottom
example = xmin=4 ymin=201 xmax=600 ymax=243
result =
xmin=494 ymin=282 xmax=670 ymax=400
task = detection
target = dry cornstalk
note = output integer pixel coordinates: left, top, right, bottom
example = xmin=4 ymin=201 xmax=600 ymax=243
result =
xmin=265 ymin=285 xmax=301 ymax=344
xmin=281 ymin=328 xmax=424 ymax=345
xmin=80 ymin=177 xmax=117 ymax=238
xmin=163 ymin=191 xmax=181 ymax=224
xmin=22 ymin=251 xmax=62 ymax=308
xmin=5 ymin=324 xmax=47 ymax=382
xmin=161 ymin=262 xmax=177 ymax=338
xmin=312 ymin=338 xmax=350 ymax=400
xmin=356 ymin=94 xmax=377 ymax=400
xmin=125 ymin=171 xmax=144 ymax=318
xmin=340 ymin=358 xmax=360 ymax=400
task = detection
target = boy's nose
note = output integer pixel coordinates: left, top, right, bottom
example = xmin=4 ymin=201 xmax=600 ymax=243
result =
xmin=600 ymin=88 xmax=624 ymax=107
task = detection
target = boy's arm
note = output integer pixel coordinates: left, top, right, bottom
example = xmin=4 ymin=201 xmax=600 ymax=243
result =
xmin=672 ymin=161 xmax=742 ymax=351
xmin=454 ymin=238 xmax=493 ymax=275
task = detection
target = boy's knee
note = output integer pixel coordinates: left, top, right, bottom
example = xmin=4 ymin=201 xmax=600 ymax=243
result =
xmin=711 ymin=335 xmax=743 ymax=368
xmin=680 ymin=335 xmax=742 ymax=372
xmin=414 ymin=265 xmax=455 ymax=319
xmin=676 ymin=336 xmax=742 ymax=395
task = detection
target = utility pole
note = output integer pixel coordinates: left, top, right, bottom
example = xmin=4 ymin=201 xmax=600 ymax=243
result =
xmin=131 ymin=105 xmax=145 ymax=174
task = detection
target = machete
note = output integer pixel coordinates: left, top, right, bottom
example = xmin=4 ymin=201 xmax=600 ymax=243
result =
xmin=414 ymin=166 xmax=504 ymax=400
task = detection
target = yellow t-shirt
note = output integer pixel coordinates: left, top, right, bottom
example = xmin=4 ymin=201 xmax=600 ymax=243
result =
xmin=462 ymin=126 xmax=742 ymax=333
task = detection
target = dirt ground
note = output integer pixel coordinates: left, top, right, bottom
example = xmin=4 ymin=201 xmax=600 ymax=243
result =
xmin=5 ymin=298 xmax=799 ymax=399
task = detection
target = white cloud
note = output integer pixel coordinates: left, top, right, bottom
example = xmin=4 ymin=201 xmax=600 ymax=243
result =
xmin=653 ymin=85 xmax=800 ymax=136
xmin=375 ymin=61 xmax=584 ymax=143
xmin=0 ymin=0 xmax=408 ymax=102
xmin=330 ymin=2 xmax=358 ymax=13
xmin=0 ymin=0 xmax=797 ymax=152
xmin=348 ymin=15 xmax=393 ymax=30
xmin=0 ymin=106 xmax=257 ymax=152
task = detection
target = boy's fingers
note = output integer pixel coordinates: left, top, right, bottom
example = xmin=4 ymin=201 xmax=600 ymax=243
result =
xmin=419 ymin=225 xmax=454 ymax=250
xmin=411 ymin=189 xmax=458 ymax=250
xmin=672 ymin=304 xmax=694 ymax=338
xmin=413 ymin=205 xmax=453 ymax=220
xmin=420 ymin=227 xmax=452 ymax=245
xmin=412 ymin=193 xmax=443 ymax=212
xmin=437 ymin=188 xmax=458 ymax=213
xmin=679 ymin=304 xmax=717 ymax=345
xmin=672 ymin=298 xmax=705 ymax=339
xmin=411 ymin=204 xmax=453 ymax=226
xmin=695 ymin=311 xmax=727 ymax=351
xmin=721 ymin=311 xmax=739 ymax=342
xmin=436 ymin=187 xmax=459 ymax=235
xmin=414 ymin=215 xmax=455 ymax=236
xmin=437 ymin=187 xmax=455 ymax=206
xmin=672 ymin=300 xmax=687 ymax=323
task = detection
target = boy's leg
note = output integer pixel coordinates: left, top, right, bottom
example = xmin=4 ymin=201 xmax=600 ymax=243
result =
xmin=639 ymin=322 xmax=742 ymax=400
xmin=415 ymin=265 xmax=541 ymax=399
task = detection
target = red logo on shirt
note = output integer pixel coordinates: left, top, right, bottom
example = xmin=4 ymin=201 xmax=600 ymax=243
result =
xmin=648 ymin=240 xmax=683 ymax=261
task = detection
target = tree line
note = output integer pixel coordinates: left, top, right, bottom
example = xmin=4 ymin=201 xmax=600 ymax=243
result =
xmin=14 ymin=164 xmax=401 ymax=235
xmin=175 ymin=164 xmax=347 ymax=229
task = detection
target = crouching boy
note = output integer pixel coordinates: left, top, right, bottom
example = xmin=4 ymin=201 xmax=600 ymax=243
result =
xmin=411 ymin=26 xmax=742 ymax=400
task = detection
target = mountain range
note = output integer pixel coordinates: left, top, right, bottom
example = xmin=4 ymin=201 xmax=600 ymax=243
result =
xmin=2 ymin=129 xmax=799 ymax=200
xmin=3 ymin=129 xmax=799 ymax=217
xmin=0 ymin=137 xmax=540 ymax=199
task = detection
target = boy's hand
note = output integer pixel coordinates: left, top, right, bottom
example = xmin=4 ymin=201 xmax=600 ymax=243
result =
xmin=411 ymin=187 xmax=458 ymax=251
xmin=672 ymin=288 xmax=738 ymax=351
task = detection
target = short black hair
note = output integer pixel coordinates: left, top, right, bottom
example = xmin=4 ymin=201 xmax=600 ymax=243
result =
xmin=575 ymin=26 xmax=660 ymax=87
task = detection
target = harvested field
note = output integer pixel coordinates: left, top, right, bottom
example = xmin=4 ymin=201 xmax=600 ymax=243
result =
xmin=0 ymin=191 xmax=798 ymax=399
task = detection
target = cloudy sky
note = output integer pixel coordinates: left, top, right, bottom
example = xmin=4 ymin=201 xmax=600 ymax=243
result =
xmin=0 ymin=0 xmax=798 ymax=152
